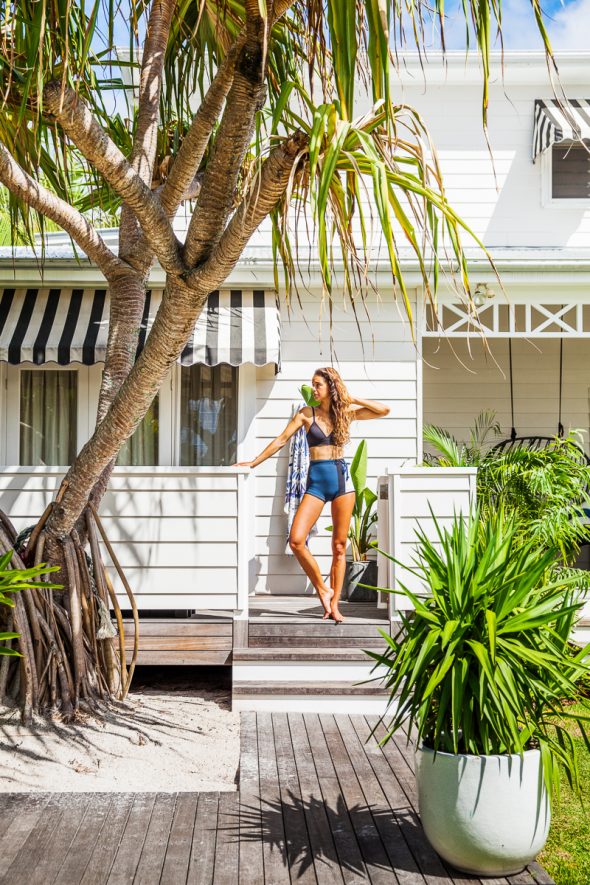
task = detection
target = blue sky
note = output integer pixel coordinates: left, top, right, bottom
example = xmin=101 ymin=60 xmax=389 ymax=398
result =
xmin=106 ymin=0 xmax=589 ymax=52
xmin=425 ymin=0 xmax=590 ymax=50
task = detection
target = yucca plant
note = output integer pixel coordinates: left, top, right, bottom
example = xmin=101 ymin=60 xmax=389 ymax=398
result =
xmin=0 ymin=550 xmax=61 ymax=656
xmin=370 ymin=507 xmax=590 ymax=797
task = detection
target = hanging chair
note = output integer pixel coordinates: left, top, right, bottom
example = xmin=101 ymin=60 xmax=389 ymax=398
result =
xmin=490 ymin=337 xmax=590 ymax=466
xmin=490 ymin=337 xmax=590 ymax=566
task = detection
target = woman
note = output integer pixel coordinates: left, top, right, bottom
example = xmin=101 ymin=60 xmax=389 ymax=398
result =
xmin=235 ymin=367 xmax=390 ymax=622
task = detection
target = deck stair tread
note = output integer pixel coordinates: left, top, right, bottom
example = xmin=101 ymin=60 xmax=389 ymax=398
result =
xmin=233 ymin=647 xmax=381 ymax=662
xmin=233 ymin=680 xmax=389 ymax=696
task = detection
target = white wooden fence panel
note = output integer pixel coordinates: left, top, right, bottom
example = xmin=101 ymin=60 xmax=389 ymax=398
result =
xmin=0 ymin=467 xmax=248 ymax=611
xmin=377 ymin=468 xmax=477 ymax=612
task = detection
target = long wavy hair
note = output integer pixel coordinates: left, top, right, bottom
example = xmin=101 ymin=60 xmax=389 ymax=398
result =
xmin=313 ymin=367 xmax=353 ymax=447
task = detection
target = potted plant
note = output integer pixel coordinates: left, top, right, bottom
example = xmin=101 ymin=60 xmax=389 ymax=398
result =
xmin=334 ymin=440 xmax=378 ymax=601
xmin=370 ymin=507 xmax=590 ymax=876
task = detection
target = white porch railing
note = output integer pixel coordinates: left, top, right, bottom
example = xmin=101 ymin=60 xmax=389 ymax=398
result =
xmin=377 ymin=468 xmax=477 ymax=616
xmin=0 ymin=466 xmax=251 ymax=613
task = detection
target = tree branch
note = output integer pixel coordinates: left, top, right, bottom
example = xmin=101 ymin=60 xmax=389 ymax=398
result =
xmin=0 ymin=141 xmax=130 ymax=281
xmin=43 ymin=82 xmax=185 ymax=276
xmin=183 ymin=17 xmax=268 ymax=267
xmin=159 ymin=42 xmax=240 ymax=217
xmin=130 ymin=0 xmax=177 ymax=184
xmin=184 ymin=130 xmax=307 ymax=292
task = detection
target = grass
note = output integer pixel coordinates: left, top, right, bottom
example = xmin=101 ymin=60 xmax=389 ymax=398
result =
xmin=538 ymin=703 xmax=590 ymax=884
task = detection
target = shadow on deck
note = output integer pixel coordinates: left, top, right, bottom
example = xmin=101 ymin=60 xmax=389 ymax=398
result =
xmin=0 ymin=712 xmax=555 ymax=884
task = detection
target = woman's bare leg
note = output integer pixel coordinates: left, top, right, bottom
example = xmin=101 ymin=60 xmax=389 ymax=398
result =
xmin=329 ymin=491 xmax=356 ymax=623
xmin=289 ymin=494 xmax=333 ymax=615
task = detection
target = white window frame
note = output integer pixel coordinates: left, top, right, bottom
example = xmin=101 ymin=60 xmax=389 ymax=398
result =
xmin=541 ymin=141 xmax=590 ymax=208
xmin=5 ymin=363 xmax=89 ymax=466
xmin=172 ymin=362 xmax=247 ymax=467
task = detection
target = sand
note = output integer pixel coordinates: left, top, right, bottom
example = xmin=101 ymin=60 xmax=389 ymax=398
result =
xmin=0 ymin=670 xmax=240 ymax=792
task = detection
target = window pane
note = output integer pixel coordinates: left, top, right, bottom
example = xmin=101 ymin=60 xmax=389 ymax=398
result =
xmin=117 ymin=396 xmax=159 ymax=466
xmin=552 ymin=143 xmax=590 ymax=199
xmin=180 ymin=364 xmax=238 ymax=466
xmin=20 ymin=370 xmax=77 ymax=466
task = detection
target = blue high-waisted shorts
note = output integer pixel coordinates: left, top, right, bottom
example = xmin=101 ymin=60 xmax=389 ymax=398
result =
xmin=305 ymin=458 xmax=354 ymax=503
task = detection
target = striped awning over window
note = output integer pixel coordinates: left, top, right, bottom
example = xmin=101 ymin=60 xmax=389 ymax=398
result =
xmin=0 ymin=287 xmax=281 ymax=368
xmin=533 ymin=99 xmax=590 ymax=162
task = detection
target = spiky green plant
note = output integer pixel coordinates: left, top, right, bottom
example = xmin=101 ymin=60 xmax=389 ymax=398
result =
xmin=369 ymin=508 xmax=590 ymax=797
xmin=0 ymin=550 xmax=61 ymax=656
xmin=423 ymin=409 xmax=502 ymax=466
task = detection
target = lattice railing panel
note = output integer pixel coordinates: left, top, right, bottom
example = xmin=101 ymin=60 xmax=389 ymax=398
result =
xmin=424 ymin=302 xmax=590 ymax=337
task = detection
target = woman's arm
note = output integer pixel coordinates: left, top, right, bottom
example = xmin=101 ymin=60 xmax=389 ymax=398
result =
xmin=233 ymin=409 xmax=308 ymax=468
xmin=349 ymin=395 xmax=390 ymax=420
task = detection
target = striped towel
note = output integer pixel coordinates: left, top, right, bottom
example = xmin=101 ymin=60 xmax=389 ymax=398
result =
xmin=284 ymin=404 xmax=317 ymax=553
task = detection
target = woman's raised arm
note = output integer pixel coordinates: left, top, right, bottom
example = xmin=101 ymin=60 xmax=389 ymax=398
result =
xmin=349 ymin=395 xmax=390 ymax=420
xmin=233 ymin=408 xmax=308 ymax=468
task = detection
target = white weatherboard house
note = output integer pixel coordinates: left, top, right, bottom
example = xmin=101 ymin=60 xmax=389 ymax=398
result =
xmin=1 ymin=51 xmax=590 ymax=708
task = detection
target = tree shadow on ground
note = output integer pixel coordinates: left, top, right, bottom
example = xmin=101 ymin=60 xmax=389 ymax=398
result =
xmin=232 ymin=790 xmax=481 ymax=882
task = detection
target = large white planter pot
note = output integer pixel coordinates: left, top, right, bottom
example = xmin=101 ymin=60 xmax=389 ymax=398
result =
xmin=415 ymin=746 xmax=551 ymax=876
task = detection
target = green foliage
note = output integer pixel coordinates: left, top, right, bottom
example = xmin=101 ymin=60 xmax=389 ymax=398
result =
xmin=0 ymin=549 xmax=61 ymax=657
xmin=539 ymin=703 xmax=590 ymax=884
xmin=347 ymin=440 xmax=377 ymax=561
xmin=0 ymin=2 xmax=555 ymax=325
xmin=423 ymin=410 xmax=502 ymax=466
xmin=424 ymin=416 xmax=590 ymax=573
xmin=370 ymin=508 xmax=590 ymax=798
xmin=299 ymin=385 xmax=320 ymax=407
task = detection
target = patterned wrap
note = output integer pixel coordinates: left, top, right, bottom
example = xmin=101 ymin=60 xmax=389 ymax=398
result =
xmin=284 ymin=404 xmax=317 ymax=553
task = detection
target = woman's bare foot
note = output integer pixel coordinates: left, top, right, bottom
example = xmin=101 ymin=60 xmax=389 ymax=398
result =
xmin=318 ymin=585 xmax=334 ymax=618
xmin=330 ymin=605 xmax=345 ymax=624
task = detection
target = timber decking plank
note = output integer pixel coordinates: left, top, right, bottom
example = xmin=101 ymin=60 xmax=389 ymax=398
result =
xmin=524 ymin=862 xmax=555 ymax=884
xmin=159 ymin=793 xmax=199 ymax=885
xmin=4 ymin=795 xmax=64 ymax=884
xmin=27 ymin=794 xmax=93 ymax=885
xmin=124 ymin=637 xmax=232 ymax=651
xmin=131 ymin=650 xmax=232 ymax=665
xmin=256 ymin=713 xmax=290 ymax=883
xmin=249 ymin=637 xmax=386 ymax=648
xmin=317 ymin=715 xmax=397 ymax=885
xmin=188 ymin=791 xmax=219 ymax=885
xmin=249 ymin=624 xmax=387 ymax=637
xmin=54 ymin=795 xmax=114 ymax=885
xmin=123 ymin=622 xmax=232 ymax=636
xmin=285 ymin=713 xmax=344 ymax=885
xmin=233 ymin=648 xmax=374 ymax=661
xmin=334 ymin=715 xmax=426 ymax=885
xmin=239 ymin=712 xmax=264 ymax=885
xmin=106 ymin=793 xmax=157 ymax=885
xmin=0 ymin=794 xmax=52 ymax=873
xmin=213 ymin=792 xmax=240 ymax=885
xmin=355 ymin=716 xmax=455 ymax=885
xmin=132 ymin=793 xmax=178 ymax=885
xmin=232 ymin=682 xmax=388 ymax=696
xmin=80 ymin=793 xmax=135 ymax=885
xmin=270 ymin=712 xmax=317 ymax=885
xmin=505 ymin=872 xmax=536 ymax=884
xmin=301 ymin=713 xmax=370 ymax=885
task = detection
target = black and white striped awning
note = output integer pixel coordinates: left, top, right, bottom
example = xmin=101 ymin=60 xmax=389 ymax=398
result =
xmin=0 ymin=287 xmax=281 ymax=368
xmin=533 ymin=99 xmax=590 ymax=162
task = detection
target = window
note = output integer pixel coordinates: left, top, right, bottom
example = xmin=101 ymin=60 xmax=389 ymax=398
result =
xmin=117 ymin=396 xmax=159 ymax=466
xmin=551 ymin=142 xmax=590 ymax=199
xmin=19 ymin=369 xmax=77 ymax=465
xmin=179 ymin=364 xmax=238 ymax=466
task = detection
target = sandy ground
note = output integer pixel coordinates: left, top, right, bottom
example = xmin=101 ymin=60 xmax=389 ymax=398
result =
xmin=0 ymin=669 xmax=240 ymax=792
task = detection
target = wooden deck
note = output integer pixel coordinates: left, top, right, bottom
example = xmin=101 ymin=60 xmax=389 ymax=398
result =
xmin=1 ymin=713 xmax=554 ymax=884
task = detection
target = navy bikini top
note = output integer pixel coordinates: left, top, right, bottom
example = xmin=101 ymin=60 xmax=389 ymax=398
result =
xmin=306 ymin=407 xmax=335 ymax=447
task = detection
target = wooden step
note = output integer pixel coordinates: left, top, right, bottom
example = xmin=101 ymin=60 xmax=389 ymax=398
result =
xmin=233 ymin=647 xmax=380 ymax=662
xmin=232 ymin=681 xmax=389 ymax=696
xmin=120 ymin=617 xmax=232 ymax=665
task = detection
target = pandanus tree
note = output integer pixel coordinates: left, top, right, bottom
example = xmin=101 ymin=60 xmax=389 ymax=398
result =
xmin=0 ymin=0 xmax=553 ymax=720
